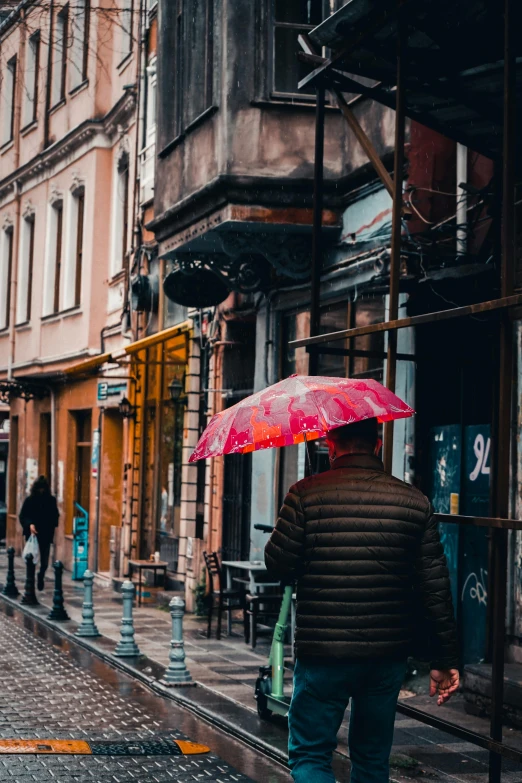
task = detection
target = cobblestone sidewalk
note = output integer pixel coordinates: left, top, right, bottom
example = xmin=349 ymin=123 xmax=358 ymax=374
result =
xmin=0 ymin=607 xmax=289 ymax=782
xmin=3 ymin=552 xmax=522 ymax=782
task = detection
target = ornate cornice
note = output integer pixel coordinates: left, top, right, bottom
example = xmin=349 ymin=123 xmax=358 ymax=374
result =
xmin=0 ymin=91 xmax=137 ymax=201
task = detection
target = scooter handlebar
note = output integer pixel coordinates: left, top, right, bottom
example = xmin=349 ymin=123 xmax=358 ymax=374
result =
xmin=254 ymin=524 xmax=273 ymax=534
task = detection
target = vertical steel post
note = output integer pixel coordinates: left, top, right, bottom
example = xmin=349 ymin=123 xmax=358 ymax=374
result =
xmin=309 ymin=80 xmax=326 ymax=377
xmin=383 ymin=12 xmax=406 ymax=473
xmin=76 ymin=569 xmax=101 ymax=637
xmin=114 ymin=580 xmax=140 ymax=657
xmin=48 ymin=561 xmax=69 ymax=622
xmin=489 ymin=1 xmax=515 ymax=780
xmin=162 ymin=596 xmax=193 ymax=685
xmin=2 ymin=547 xmax=19 ymax=598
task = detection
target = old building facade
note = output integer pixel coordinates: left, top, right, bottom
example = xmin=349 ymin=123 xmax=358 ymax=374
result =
xmin=0 ymin=0 xmax=141 ymax=572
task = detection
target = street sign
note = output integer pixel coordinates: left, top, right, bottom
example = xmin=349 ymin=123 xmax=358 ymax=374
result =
xmin=97 ymin=381 xmax=127 ymax=408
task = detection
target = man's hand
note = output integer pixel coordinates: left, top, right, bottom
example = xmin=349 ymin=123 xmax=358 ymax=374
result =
xmin=29 ymin=524 xmax=37 ymax=536
xmin=430 ymin=669 xmax=459 ymax=705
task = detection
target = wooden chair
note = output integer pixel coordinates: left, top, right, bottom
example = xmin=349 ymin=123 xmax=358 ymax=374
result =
xmin=244 ymin=592 xmax=285 ymax=649
xmin=203 ymin=551 xmax=244 ymax=640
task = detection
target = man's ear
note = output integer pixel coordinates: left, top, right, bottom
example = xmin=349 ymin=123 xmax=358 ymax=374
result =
xmin=374 ymin=438 xmax=383 ymax=457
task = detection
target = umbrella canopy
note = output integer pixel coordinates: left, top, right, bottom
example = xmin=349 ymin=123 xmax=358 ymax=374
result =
xmin=189 ymin=375 xmax=414 ymax=462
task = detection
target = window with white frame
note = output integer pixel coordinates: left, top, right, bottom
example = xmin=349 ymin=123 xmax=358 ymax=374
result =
xmin=121 ymin=0 xmax=133 ymax=60
xmin=51 ymin=5 xmax=68 ymax=106
xmin=272 ymin=0 xmax=325 ymax=96
xmin=63 ymin=185 xmax=85 ymax=310
xmin=2 ymin=56 xmax=17 ymax=144
xmin=22 ymin=33 xmax=39 ymax=127
xmin=140 ymin=58 xmax=156 ymax=203
xmin=70 ymin=0 xmax=90 ymax=91
xmin=16 ymin=213 xmax=35 ymax=324
xmin=0 ymin=226 xmax=14 ymax=331
xmin=43 ymin=198 xmax=64 ymax=316
xmin=110 ymin=154 xmax=129 ymax=277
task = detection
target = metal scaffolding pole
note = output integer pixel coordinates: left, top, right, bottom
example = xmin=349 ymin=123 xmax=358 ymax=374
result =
xmin=309 ymin=81 xmax=326 ymax=377
xmin=489 ymin=0 xmax=515 ymax=780
xmin=383 ymin=13 xmax=406 ymax=473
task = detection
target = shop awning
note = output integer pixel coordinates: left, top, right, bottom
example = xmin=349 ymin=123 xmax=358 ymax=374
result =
xmin=111 ymin=319 xmax=193 ymax=360
xmin=63 ymin=352 xmax=113 ymax=378
xmin=64 ymin=320 xmax=193 ymax=378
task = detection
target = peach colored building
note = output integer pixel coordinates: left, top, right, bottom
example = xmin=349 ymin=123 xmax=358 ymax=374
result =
xmin=0 ymin=0 xmax=142 ymax=574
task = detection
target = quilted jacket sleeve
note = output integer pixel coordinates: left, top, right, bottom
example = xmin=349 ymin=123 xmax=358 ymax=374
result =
xmin=264 ymin=484 xmax=306 ymax=582
xmin=415 ymin=510 xmax=459 ymax=670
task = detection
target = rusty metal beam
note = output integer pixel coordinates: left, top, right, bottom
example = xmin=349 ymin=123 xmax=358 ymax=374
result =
xmin=298 ymin=36 xmax=394 ymax=199
xmin=395 ymin=703 xmax=522 ymax=764
xmin=309 ymin=81 xmax=326 ymax=376
xmin=306 ymin=346 xmax=415 ymax=362
xmin=489 ymin=0 xmax=516 ymax=779
xmin=434 ymin=513 xmax=522 ymax=532
xmin=332 ymin=89 xmax=394 ymax=198
xmin=327 ymin=69 xmax=497 ymax=161
xmin=298 ymin=0 xmax=415 ymax=92
xmin=290 ymin=294 xmax=522 ymax=349
xmin=383 ymin=13 xmax=406 ymax=473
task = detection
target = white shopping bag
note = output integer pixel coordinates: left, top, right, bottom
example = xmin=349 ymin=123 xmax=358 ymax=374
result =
xmin=22 ymin=534 xmax=40 ymax=567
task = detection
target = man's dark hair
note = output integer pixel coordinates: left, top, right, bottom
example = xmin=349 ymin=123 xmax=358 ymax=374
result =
xmin=30 ymin=475 xmax=50 ymax=496
xmin=327 ymin=417 xmax=378 ymax=452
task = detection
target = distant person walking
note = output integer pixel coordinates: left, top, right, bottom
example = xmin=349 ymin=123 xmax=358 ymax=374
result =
xmin=20 ymin=476 xmax=59 ymax=591
xmin=265 ymin=418 xmax=459 ymax=783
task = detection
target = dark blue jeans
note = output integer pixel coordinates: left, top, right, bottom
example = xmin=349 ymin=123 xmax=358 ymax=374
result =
xmin=288 ymin=658 xmax=407 ymax=783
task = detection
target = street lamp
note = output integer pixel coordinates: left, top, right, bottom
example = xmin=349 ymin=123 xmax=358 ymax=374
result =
xmin=118 ymin=396 xmax=136 ymax=419
xmin=168 ymin=377 xmax=186 ymax=405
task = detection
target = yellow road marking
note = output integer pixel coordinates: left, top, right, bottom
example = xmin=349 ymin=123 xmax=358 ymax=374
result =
xmin=175 ymin=741 xmax=210 ymax=755
xmin=0 ymin=740 xmax=92 ymax=754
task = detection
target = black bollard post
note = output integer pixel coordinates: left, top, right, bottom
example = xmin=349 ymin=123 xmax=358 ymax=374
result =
xmin=2 ymin=547 xmax=19 ymax=598
xmin=20 ymin=554 xmax=38 ymax=606
xmin=48 ymin=561 xmax=69 ymax=621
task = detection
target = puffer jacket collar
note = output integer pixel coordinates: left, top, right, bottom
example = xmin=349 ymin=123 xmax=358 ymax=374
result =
xmin=330 ymin=453 xmax=385 ymax=472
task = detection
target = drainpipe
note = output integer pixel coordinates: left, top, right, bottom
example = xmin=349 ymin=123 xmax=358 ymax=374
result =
xmin=7 ymin=6 xmax=26 ymax=380
xmin=43 ymin=0 xmax=54 ymax=149
xmin=50 ymin=388 xmax=57 ymax=496
xmin=456 ymin=143 xmax=467 ymax=257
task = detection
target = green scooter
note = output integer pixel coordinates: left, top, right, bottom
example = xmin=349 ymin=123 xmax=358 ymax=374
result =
xmin=253 ymin=523 xmax=294 ymax=720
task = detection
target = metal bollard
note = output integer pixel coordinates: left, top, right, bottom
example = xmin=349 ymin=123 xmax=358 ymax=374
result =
xmin=3 ymin=547 xmax=19 ymax=598
xmin=48 ymin=561 xmax=69 ymax=622
xmin=162 ymin=597 xmax=193 ymax=685
xmin=76 ymin=570 xmax=100 ymax=637
xmin=114 ymin=581 xmax=140 ymax=657
xmin=20 ymin=554 xmax=38 ymax=606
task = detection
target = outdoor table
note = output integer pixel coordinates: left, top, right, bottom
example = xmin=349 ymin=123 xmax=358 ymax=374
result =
xmin=128 ymin=559 xmax=168 ymax=606
xmin=221 ymin=560 xmax=281 ymax=634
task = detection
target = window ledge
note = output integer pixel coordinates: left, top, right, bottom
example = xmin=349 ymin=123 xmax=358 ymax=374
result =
xmin=49 ymin=98 xmax=66 ymax=116
xmin=0 ymin=139 xmax=14 ymax=155
xmin=20 ymin=120 xmax=38 ymax=137
xmin=251 ymin=97 xmax=337 ymax=111
xmin=41 ymin=305 xmax=81 ymax=323
xmin=117 ymin=52 xmax=133 ymax=72
xmin=69 ymin=79 xmax=89 ymax=98
xmin=0 ymin=328 xmax=9 ymax=336
xmin=15 ymin=321 xmax=31 ymax=331
xmin=158 ymin=105 xmax=218 ymax=158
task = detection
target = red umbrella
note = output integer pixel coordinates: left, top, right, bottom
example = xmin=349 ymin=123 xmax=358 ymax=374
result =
xmin=189 ymin=375 xmax=414 ymax=462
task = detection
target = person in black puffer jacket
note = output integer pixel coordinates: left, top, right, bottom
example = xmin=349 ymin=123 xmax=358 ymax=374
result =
xmin=265 ymin=417 xmax=458 ymax=783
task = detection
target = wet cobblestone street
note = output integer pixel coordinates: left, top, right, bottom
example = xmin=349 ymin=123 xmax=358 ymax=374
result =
xmin=0 ymin=609 xmax=288 ymax=782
